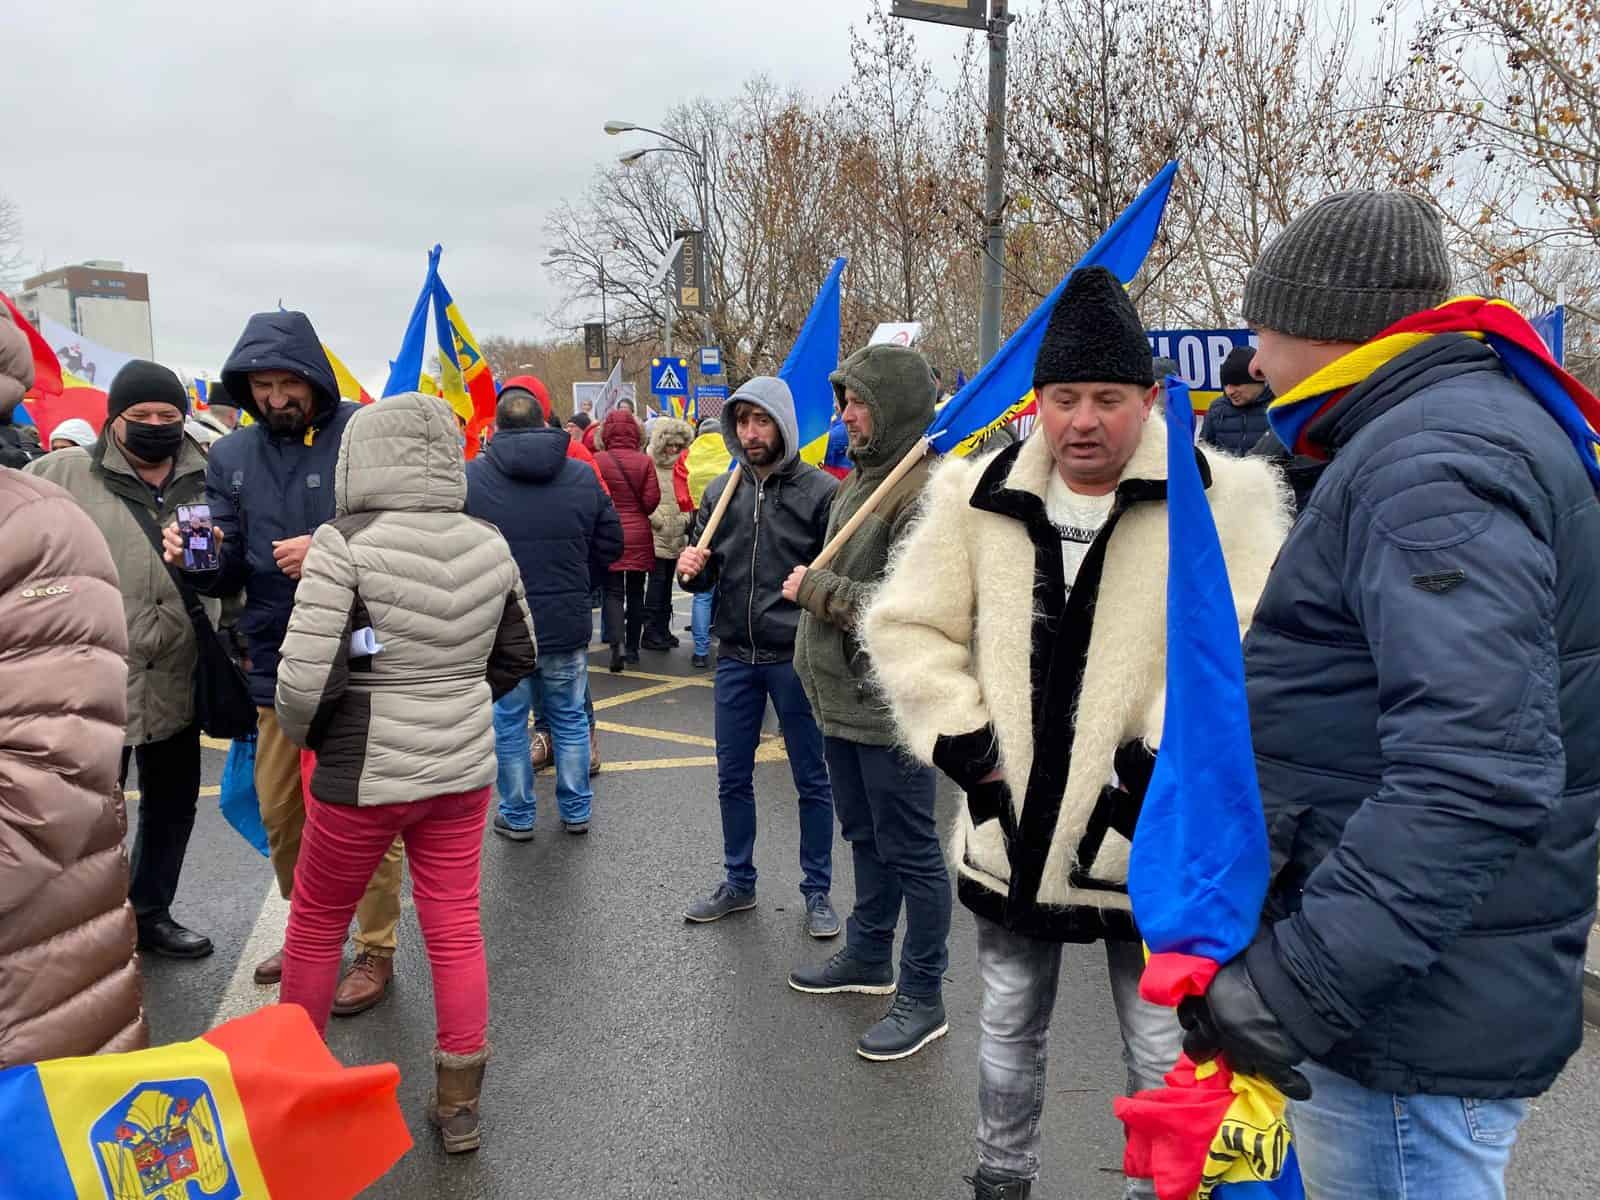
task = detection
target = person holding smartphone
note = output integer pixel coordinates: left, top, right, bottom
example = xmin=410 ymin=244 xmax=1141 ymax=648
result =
xmin=28 ymin=360 xmax=218 ymax=960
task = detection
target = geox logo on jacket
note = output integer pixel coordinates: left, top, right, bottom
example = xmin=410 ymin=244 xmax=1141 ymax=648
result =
xmin=19 ymin=583 xmax=71 ymax=599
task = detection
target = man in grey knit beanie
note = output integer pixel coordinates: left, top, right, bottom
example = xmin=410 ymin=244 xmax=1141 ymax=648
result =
xmin=1179 ymin=192 xmax=1600 ymax=1200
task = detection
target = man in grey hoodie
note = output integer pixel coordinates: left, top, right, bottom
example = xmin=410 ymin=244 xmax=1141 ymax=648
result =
xmin=676 ymin=377 xmax=840 ymax=936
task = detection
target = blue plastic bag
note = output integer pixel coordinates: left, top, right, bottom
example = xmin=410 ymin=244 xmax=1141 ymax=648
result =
xmin=220 ymin=735 xmax=269 ymax=857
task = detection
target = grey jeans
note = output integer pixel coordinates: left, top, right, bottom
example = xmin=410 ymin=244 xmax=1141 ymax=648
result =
xmin=975 ymin=915 xmax=1183 ymax=1199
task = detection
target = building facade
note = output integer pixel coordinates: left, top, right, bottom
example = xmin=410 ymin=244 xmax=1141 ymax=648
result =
xmin=16 ymin=260 xmax=153 ymax=361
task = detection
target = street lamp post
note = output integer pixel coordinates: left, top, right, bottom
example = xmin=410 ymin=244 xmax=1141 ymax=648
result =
xmin=607 ymin=120 xmax=715 ymax=353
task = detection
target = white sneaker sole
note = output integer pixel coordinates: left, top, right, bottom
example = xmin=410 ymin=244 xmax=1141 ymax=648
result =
xmin=856 ymin=1021 xmax=950 ymax=1062
xmin=788 ymin=977 xmax=897 ymax=996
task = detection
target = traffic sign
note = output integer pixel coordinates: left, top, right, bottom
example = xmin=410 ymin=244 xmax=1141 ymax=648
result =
xmin=695 ymin=384 xmax=728 ymax=402
xmin=699 ymin=347 xmax=723 ymax=375
xmin=650 ymin=357 xmax=689 ymax=395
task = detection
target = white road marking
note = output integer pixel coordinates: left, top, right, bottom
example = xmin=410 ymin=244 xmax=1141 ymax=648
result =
xmin=210 ymin=878 xmax=289 ymax=1025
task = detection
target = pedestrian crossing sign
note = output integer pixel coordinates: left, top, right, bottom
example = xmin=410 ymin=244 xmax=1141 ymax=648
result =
xmin=650 ymin=357 xmax=689 ymax=395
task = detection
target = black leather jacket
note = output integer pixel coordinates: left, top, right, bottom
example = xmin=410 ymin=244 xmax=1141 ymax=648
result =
xmin=683 ymin=458 xmax=836 ymax=664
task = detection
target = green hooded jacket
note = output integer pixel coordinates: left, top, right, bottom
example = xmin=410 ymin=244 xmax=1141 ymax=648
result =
xmin=794 ymin=344 xmax=936 ymax=744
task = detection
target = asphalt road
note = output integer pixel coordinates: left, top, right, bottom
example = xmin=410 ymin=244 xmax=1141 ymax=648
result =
xmin=129 ymin=598 xmax=1600 ymax=1199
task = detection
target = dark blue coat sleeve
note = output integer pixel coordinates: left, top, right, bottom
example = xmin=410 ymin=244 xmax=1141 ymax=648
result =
xmin=197 ymin=447 xmax=251 ymax=597
xmin=1249 ymin=438 xmax=1566 ymax=1055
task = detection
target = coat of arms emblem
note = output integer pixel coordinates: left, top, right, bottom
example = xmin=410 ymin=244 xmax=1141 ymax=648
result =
xmin=91 ymin=1078 xmax=240 ymax=1200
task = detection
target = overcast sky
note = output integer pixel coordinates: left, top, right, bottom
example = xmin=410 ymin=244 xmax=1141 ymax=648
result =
xmin=6 ymin=1 xmax=974 ymax=391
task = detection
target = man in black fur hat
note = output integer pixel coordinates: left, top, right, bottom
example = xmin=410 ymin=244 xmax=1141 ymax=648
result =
xmin=862 ymin=267 xmax=1292 ymax=1200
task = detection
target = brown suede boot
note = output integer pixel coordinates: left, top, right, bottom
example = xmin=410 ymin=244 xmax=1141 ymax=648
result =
xmin=331 ymin=951 xmax=393 ymax=1017
xmin=530 ymin=730 xmax=552 ymax=772
xmin=589 ymin=725 xmax=601 ymax=776
xmin=430 ymin=1045 xmax=490 ymax=1154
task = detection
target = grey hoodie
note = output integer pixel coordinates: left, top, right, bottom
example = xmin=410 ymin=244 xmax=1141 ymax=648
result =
xmin=721 ymin=375 xmax=802 ymax=469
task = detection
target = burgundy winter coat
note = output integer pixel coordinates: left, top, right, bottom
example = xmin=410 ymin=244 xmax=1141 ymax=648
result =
xmin=594 ymin=410 xmax=661 ymax=573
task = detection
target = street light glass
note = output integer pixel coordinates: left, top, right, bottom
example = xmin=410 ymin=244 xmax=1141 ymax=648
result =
xmin=619 ymin=150 xmax=650 ymax=166
xmin=603 ymin=121 xmax=639 ymax=135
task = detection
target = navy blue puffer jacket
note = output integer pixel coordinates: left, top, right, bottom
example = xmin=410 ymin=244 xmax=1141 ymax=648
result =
xmin=199 ymin=311 xmax=358 ymax=706
xmin=466 ymin=426 xmax=623 ymax=655
xmin=1243 ymin=334 xmax=1600 ymax=1098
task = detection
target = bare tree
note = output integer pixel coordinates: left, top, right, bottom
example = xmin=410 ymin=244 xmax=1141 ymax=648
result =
xmin=0 ymin=195 xmax=24 ymax=291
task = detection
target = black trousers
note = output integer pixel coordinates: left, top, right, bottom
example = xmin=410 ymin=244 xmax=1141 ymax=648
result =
xmin=644 ymin=557 xmax=677 ymax=642
xmin=119 ymin=721 xmax=202 ymax=924
xmin=604 ymin=570 xmax=647 ymax=653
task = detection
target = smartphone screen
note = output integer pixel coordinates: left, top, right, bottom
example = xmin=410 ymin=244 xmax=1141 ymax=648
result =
xmin=177 ymin=503 xmax=218 ymax=572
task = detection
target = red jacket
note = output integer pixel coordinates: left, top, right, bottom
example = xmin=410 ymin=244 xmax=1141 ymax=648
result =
xmin=498 ymin=374 xmax=608 ymax=496
xmin=593 ymin=410 xmax=660 ymax=572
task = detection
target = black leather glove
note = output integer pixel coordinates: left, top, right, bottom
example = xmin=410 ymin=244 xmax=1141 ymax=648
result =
xmin=1177 ymin=958 xmax=1313 ymax=1101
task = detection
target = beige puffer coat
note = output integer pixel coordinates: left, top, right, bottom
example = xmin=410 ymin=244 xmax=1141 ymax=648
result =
xmin=648 ymin=417 xmax=696 ymax=559
xmin=275 ymin=393 xmax=538 ymax=807
xmin=29 ymin=433 xmax=218 ymax=745
xmin=0 ymin=468 xmax=147 ymax=1067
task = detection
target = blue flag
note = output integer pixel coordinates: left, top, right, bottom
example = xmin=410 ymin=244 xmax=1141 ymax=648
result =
xmin=383 ymin=245 xmax=441 ymax=398
xmin=928 ymin=161 xmax=1179 ymax=455
xmin=1127 ymin=375 xmax=1268 ymax=964
xmin=779 ymin=256 xmax=847 ymax=465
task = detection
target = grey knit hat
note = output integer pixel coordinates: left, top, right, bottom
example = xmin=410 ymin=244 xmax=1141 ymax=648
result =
xmin=1243 ymin=191 xmax=1451 ymax=343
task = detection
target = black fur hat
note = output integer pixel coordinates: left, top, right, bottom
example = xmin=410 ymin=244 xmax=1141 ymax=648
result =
xmin=1031 ymin=266 xmax=1154 ymax=392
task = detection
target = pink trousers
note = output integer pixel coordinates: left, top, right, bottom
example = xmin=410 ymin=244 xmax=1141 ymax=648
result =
xmin=280 ymin=785 xmax=491 ymax=1055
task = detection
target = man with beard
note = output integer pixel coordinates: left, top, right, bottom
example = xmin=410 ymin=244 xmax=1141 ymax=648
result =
xmin=163 ymin=311 xmax=404 ymax=1015
xmin=677 ymin=378 xmax=841 ymax=937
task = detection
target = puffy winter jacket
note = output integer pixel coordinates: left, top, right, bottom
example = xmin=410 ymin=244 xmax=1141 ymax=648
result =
xmin=0 ymin=305 xmax=42 ymax=470
xmin=647 ymin=418 xmax=696 ymax=559
xmin=594 ymin=409 xmax=661 ymax=573
xmin=0 ymin=469 xmax=147 ymax=1067
xmin=682 ymin=378 xmax=836 ymax=664
xmin=28 ymin=432 xmax=219 ymax=745
xmin=1197 ymin=387 xmax=1273 ymax=456
xmin=466 ymin=425 xmax=623 ymax=655
xmin=274 ymin=394 xmax=538 ymax=807
xmin=197 ymin=311 xmax=360 ymax=707
xmin=497 ymin=374 xmax=609 ymax=496
xmin=1243 ymin=335 xmax=1600 ymax=1098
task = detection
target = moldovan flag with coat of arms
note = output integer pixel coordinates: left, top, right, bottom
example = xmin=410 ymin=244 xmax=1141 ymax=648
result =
xmin=0 ymin=1004 xmax=411 ymax=1199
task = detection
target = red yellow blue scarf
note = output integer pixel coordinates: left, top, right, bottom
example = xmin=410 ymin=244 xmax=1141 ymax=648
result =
xmin=1266 ymin=297 xmax=1600 ymax=490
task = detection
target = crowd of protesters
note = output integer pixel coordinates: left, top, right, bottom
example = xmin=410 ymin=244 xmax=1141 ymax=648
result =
xmin=1 ymin=187 xmax=1597 ymax=1200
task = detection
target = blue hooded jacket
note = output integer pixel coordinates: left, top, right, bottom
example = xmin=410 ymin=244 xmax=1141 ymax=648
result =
xmin=466 ymin=426 xmax=623 ymax=655
xmin=198 ymin=311 xmax=359 ymax=706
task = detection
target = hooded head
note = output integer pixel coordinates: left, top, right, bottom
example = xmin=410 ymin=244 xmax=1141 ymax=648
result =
xmin=334 ymin=392 xmax=466 ymax=517
xmin=828 ymin=344 xmax=937 ymax=468
xmin=499 ymin=374 xmax=553 ymax=422
xmin=601 ymin=407 xmax=642 ymax=453
xmin=220 ymin=310 xmax=341 ymax=436
xmin=721 ymin=376 xmax=799 ymax=471
xmin=48 ymin=417 xmax=99 ymax=450
xmin=648 ymin=416 xmax=696 ymax=468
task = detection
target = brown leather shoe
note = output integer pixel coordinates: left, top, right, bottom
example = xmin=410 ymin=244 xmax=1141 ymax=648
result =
xmin=530 ymin=730 xmax=552 ymax=771
xmin=331 ymin=952 xmax=393 ymax=1016
xmin=253 ymin=948 xmax=284 ymax=986
xmin=589 ymin=726 xmax=601 ymax=776
xmin=429 ymin=1045 xmax=491 ymax=1153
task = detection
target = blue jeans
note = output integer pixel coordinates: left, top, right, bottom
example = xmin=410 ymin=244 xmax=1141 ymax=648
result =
xmin=975 ymin=919 xmax=1182 ymax=1199
xmin=826 ymin=737 xmax=951 ymax=999
xmin=1290 ymin=1061 xmax=1528 ymax=1200
xmin=534 ymin=678 xmax=594 ymax=736
xmin=692 ymin=588 xmax=715 ymax=656
xmin=493 ymin=651 xmax=593 ymax=828
xmin=713 ymin=656 xmax=832 ymax=896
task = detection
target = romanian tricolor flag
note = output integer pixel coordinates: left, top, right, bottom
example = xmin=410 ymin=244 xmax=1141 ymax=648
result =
xmin=781 ymin=257 xmax=847 ymax=467
xmin=0 ymin=1005 xmax=409 ymax=1199
xmin=927 ymin=161 xmax=1178 ymax=457
xmin=383 ymin=244 xmax=497 ymax=457
xmin=1113 ymin=376 xmax=1302 ymax=1200
xmin=322 ymin=343 xmax=375 ymax=405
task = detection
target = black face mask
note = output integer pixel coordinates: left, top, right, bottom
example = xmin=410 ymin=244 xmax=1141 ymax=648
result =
xmin=121 ymin=419 xmax=185 ymax=463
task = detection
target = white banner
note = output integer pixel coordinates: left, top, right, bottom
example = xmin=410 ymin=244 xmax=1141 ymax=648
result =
xmin=41 ymin=317 xmax=136 ymax=389
xmin=868 ymin=322 xmax=924 ymax=348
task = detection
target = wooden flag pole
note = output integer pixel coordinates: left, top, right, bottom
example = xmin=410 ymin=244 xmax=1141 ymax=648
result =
xmin=809 ymin=437 xmax=931 ymax=572
xmin=679 ymin=468 xmax=742 ymax=582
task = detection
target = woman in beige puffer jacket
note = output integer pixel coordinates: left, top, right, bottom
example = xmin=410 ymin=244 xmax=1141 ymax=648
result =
xmin=0 ymin=305 xmax=146 ymax=1067
xmin=643 ymin=416 xmax=696 ymax=649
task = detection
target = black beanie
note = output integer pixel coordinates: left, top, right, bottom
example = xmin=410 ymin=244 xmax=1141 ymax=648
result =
xmin=1220 ymin=345 xmax=1257 ymax=387
xmin=1032 ymin=266 xmax=1154 ymax=392
xmin=107 ymin=359 xmax=189 ymax=421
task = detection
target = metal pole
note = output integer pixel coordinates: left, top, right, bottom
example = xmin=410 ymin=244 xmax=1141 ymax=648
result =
xmin=978 ymin=0 xmax=1009 ymax=368
xmin=664 ymin=287 xmax=674 ymax=356
xmin=599 ymin=256 xmax=609 ymax=371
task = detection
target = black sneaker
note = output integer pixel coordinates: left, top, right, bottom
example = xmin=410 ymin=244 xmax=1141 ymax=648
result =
xmin=493 ymin=813 xmax=535 ymax=842
xmin=788 ymin=948 xmax=896 ymax=995
xmin=562 ymin=820 xmax=590 ymax=835
xmin=684 ymin=882 xmax=757 ymax=923
xmin=691 ymin=653 xmax=710 ymax=669
xmin=857 ymin=993 xmax=949 ymax=1061
xmin=965 ymin=1171 xmax=1031 ymax=1200
xmin=804 ymin=892 xmax=842 ymax=939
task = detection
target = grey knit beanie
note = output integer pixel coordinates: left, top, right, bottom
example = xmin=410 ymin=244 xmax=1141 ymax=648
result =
xmin=1243 ymin=191 xmax=1451 ymax=343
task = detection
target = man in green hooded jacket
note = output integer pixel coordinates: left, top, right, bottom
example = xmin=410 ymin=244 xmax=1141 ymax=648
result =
xmin=783 ymin=343 xmax=953 ymax=1062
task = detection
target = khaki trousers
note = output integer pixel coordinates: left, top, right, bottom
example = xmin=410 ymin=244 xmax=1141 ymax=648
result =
xmin=255 ymin=706 xmax=403 ymax=957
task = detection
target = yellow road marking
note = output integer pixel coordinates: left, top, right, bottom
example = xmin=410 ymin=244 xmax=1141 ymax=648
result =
xmin=601 ymin=739 xmax=786 ymax=772
xmin=592 ymin=681 xmax=697 ymax=709
xmin=126 ymin=784 xmax=221 ymax=803
xmin=596 ymin=720 xmax=717 ymax=748
xmin=201 ymin=736 xmax=231 ymax=751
